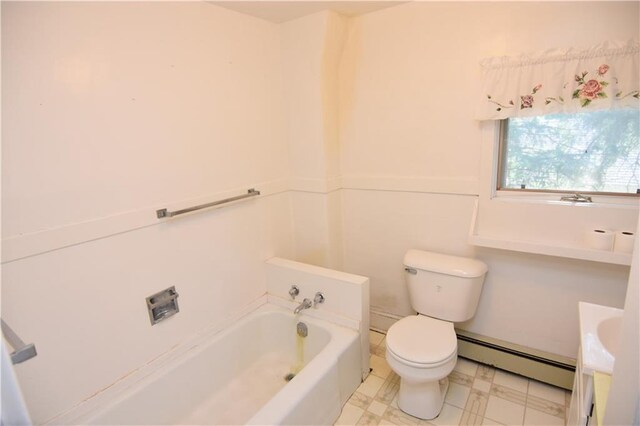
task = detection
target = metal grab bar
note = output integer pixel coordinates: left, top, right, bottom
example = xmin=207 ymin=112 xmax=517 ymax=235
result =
xmin=156 ymin=188 xmax=260 ymax=219
xmin=1 ymin=319 xmax=37 ymax=365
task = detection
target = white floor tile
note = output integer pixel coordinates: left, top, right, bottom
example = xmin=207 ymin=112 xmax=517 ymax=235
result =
xmin=482 ymin=417 xmax=505 ymax=425
xmin=455 ymin=357 xmax=479 ymax=377
xmin=370 ymin=330 xmax=385 ymax=346
xmin=336 ymin=403 xmax=365 ymax=425
xmin=445 ymin=382 xmax=471 ymax=409
xmin=484 ymin=395 xmax=525 ymax=426
xmin=430 ymin=403 xmax=463 ymax=426
xmin=358 ymin=374 xmax=386 ymax=397
xmin=527 ymin=380 xmax=566 ymax=405
xmin=368 ymin=400 xmax=388 ymax=417
xmin=391 ymin=393 xmax=399 ymax=409
xmin=335 ymin=358 xmax=571 ymax=426
xmin=472 ymin=378 xmax=492 ymax=393
xmin=493 ymin=370 xmax=529 ymax=394
xmin=523 ymin=407 xmax=564 ymax=425
xmin=370 ymin=355 xmax=392 ymax=379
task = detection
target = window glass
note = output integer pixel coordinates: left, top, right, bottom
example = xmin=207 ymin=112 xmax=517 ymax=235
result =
xmin=500 ymin=110 xmax=640 ymax=195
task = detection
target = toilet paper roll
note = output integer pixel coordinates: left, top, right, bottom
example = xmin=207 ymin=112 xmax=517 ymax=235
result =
xmin=614 ymin=231 xmax=635 ymax=254
xmin=585 ymin=229 xmax=615 ymax=251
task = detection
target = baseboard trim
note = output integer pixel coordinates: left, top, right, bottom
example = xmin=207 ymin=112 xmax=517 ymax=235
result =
xmin=370 ymin=309 xmax=403 ymax=333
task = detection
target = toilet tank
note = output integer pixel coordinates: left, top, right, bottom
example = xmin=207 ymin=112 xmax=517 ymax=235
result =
xmin=403 ymin=250 xmax=488 ymax=322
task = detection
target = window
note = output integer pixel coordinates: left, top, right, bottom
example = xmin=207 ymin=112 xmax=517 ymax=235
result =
xmin=498 ymin=110 xmax=640 ymax=195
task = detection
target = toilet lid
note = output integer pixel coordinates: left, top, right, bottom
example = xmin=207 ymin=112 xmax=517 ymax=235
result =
xmin=386 ymin=315 xmax=457 ymax=365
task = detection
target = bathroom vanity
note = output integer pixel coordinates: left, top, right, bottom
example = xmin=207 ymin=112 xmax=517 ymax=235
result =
xmin=567 ymin=302 xmax=623 ymax=426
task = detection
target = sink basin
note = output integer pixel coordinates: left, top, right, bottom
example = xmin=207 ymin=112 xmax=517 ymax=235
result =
xmin=579 ymin=302 xmax=624 ymax=374
xmin=597 ymin=316 xmax=622 ymax=357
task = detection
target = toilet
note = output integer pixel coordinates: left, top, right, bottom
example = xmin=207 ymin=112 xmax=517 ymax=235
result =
xmin=385 ymin=249 xmax=488 ymax=420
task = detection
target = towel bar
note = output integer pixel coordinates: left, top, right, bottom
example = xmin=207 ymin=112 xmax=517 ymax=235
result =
xmin=156 ymin=188 xmax=260 ymax=219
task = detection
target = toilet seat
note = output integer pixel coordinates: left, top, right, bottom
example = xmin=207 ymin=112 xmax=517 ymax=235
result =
xmin=386 ymin=315 xmax=457 ymax=367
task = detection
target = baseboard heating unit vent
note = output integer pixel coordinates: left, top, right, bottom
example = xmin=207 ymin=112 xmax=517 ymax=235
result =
xmin=456 ymin=329 xmax=576 ymax=390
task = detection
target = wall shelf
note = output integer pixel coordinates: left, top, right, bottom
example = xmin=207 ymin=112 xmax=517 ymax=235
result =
xmin=468 ymin=199 xmax=633 ymax=266
xmin=469 ymin=234 xmax=632 ymax=266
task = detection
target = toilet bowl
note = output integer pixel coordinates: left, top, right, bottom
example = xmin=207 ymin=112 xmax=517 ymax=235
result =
xmin=386 ymin=314 xmax=458 ymax=419
xmin=385 ymin=250 xmax=487 ymax=420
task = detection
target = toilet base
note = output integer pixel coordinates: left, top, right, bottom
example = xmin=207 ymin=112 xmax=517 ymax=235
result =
xmin=397 ymin=377 xmax=449 ymax=420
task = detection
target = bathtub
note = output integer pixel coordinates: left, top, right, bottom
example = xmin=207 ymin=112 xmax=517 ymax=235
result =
xmin=62 ymin=303 xmax=362 ymax=425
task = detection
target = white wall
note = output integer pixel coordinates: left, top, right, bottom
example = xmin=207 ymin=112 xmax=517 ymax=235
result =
xmin=3 ymin=2 xmax=288 ymax=235
xmin=282 ymin=11 xmax=347 ymax=269
xmin=1 ymin=3 xmax=293 ymax=423
xmin=341 ymin=190 xmax=478 ymax=317
xmin=336 ymin=1 xmax=639 ymax=357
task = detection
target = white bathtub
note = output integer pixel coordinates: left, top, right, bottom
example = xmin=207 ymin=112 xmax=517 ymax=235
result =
xmin=65 ymin=303 xmax=362 ymax=425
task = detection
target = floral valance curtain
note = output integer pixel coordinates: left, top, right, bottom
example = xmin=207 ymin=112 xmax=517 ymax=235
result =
xmin=476 ymin=40 xmax=639 ymax=120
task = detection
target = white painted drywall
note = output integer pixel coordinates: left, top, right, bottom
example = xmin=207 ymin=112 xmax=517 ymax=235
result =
xmin=282 ymin=11 xmax=327 ymax=184
xmin=2 ymin=2 xmax=288 ymax=237
xmin=282 ymin=11 xmax=346 ymax=270
xmin=1 ymin=2 xmax=293 ymax=423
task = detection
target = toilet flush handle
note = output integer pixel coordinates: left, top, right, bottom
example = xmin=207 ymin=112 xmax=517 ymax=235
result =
xmin=404 ymin=267 xmax=417 ymax=275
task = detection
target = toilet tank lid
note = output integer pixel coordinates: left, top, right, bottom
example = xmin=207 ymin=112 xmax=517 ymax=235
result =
xmin=403 ymin=250 xmax=488 ymax=278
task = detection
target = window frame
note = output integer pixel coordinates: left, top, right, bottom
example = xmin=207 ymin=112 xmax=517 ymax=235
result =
xmin=496 ymin=117 xmax=640 ymax=198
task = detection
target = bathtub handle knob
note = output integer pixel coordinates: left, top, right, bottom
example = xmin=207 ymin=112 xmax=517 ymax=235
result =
xmin=313 ymin=292 xmax=325 ymax=307
xmin=289 ymin=285 xmax=300 ymax=300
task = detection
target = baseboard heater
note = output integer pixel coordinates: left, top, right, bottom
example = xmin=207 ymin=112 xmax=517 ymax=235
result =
xmin=455 ymin=329 xmax=575 ymax=390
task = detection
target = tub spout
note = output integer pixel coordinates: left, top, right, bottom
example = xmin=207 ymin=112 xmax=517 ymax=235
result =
xmin=294 ymin=298 xmax=312 ymax=314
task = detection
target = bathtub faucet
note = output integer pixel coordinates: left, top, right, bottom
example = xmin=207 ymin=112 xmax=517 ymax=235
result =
xmin=294 ymin=298 xmax=312 ymax=314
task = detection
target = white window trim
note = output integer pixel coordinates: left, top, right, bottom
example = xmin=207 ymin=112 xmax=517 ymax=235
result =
xmin=488 ymin=121 xmax=640 ymax=209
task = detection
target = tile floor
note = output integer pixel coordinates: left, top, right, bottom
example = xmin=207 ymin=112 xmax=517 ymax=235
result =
xmin=335 ymin=331 xmax=571 ymax=426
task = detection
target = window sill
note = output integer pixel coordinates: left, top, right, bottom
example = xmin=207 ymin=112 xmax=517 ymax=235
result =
xmin=469 ymin=233 xmax=632 ymax=266
xmin=494 ymin=191 xmax=640 ymax=209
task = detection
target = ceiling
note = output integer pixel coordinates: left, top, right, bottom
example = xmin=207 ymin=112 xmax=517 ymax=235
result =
xmin=209 ymin=1 xmax=406 ymax=23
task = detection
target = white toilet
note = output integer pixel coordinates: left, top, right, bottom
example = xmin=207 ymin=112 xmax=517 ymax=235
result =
xmin=385 ymin=249 xmax=488 ymax=420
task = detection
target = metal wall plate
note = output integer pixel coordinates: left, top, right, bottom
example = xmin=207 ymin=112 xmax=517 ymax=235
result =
xmin=146 ymin=286 xmax=179 ymax=325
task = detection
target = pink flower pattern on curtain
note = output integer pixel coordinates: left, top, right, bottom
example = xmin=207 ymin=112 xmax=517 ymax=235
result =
xmin=476 ymin=40 xmax=640 ymax=120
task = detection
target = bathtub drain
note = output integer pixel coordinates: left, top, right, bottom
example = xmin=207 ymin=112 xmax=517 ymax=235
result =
xmin=284 ymin=372 xmax=296 ymax=382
